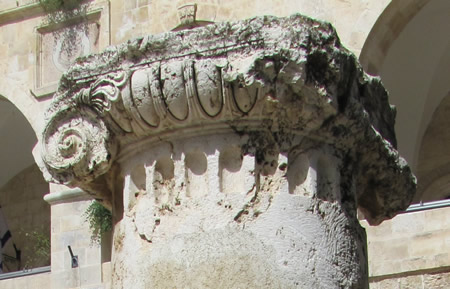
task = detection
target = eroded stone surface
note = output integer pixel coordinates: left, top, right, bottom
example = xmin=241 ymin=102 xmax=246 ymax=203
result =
xmin=113 ymin=134 xmax=368 ymax=288
xmin=38 ymin=14 xmax=416 ymax=288
xmin=40 ymin=14 xmax=415 ymax=224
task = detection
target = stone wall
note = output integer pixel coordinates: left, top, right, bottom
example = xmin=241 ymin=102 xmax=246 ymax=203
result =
xmin=0 ymin=270 xmax=50 ymax=289
xmin=364 ymin=206 xmax=450 ymax=288
xmin=109 ymin=0 xmax=389 ymax=56
xmin=370 ymin=272 xmax=450 ymax=289
xmin=45 ymin=190 xmax=110 ymax=289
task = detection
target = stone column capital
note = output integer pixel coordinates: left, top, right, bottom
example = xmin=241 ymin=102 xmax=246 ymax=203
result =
xmin=38 ymin=14 xmax=415 ymax=225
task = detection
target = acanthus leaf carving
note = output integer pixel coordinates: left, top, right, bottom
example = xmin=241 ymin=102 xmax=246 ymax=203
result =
xmin=77 ymin=71 xmax=128 ymax=114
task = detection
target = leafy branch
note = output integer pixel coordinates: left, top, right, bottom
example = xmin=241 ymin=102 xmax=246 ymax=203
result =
xmin=40 ymin=0 xmax=89 ymax=24
xmin=18 ymin=228 xmax=50 ymax=269
xmin=83 ymin=200 xmax=112 ymax=244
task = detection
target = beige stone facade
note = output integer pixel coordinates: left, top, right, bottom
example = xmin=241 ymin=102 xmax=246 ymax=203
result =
xmin=0 ymin=0 xmax=449 ymax=288
xmin=363 ymin=206 xmax=450 ymax=287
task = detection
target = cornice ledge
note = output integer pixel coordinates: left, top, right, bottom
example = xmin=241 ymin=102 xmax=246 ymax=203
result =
xmin=43 ymin=188 xmax=91 ymax=205
xmin=0 ymin=3 xmax=43 ymax=26
xmin=38 ymin=14 xmax=415 ymax=224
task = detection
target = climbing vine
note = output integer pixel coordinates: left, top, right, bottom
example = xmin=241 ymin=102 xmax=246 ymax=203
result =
xmin=39 ymin=0 xmax=91 ymax=58
xmin=83 ymin=200 xmax=112 ymax=244
xmin=40 ymin=0 xmax=89 ymax=24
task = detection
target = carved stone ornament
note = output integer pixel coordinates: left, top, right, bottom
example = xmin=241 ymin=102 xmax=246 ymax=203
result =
xmin=39 ymin=14 xmax=415 ymax=225
xmin=178 ymin=3 xmax=197 ymax=26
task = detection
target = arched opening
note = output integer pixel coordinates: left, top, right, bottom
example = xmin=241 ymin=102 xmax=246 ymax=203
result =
xmin=415 ymin=92 xmax=450 ymax=202
xmin=0 ymin=96 xmax=50 ymax=272
xmin=360 ymin=0 xmax=450 ymax=203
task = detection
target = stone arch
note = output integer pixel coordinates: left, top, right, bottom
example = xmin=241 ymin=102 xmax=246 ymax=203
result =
xmin=360 ymin=0 xmax=433 ymax=75
xmin=360 ymin=0 xmax=450 ymax=174
xmin=415 ymin=91 xmax=450 ymax=202
xmin=0 ymin=79 xmax=48 ymax=137
xmin=0 ymin=95 xmax=38 ymax=189
xmin=0 ymin=95 xmax=50 ymax=272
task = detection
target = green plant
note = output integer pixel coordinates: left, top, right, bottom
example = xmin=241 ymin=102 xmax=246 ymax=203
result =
xmin=40 ymin=0 xmax=89 ymax=23
xmin=19 ymin=228 xmax=50 ymax=269
xmin=175 ymin=193 xmax=181 ymax=206
xmin=83 ymin=200 xmax=112 ymax=244
xmin=159 ymin=203 xmax=173 ymax=213
xmin=39 ymin=0 xmax=91 ymax=58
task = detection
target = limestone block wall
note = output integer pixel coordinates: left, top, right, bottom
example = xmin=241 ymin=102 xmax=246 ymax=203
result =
xmin=0 ymin=164 xmax=50 ymax=271
xmin=0 ymin=0 xmax=109 ymax=132
xmin=363 ymin=206 xmax=450 ymax=288
xmin=370 ymin=272 xmax=450 ymax=289
xmin=0 ymin=2 xmax=46 ymax=130
xmin=0 ymin=0 xmax=37 ymax=13
xmin=109 ymin=0 xmax=389 ymax=56
xmin=45 ymin=190 xmax=110 ymax=289
xmin=0 ymin=270 xmax=50 ymax=289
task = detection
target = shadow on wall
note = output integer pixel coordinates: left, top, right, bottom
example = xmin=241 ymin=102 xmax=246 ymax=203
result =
xmin=0 ymin=97 xmax=50 ymax=272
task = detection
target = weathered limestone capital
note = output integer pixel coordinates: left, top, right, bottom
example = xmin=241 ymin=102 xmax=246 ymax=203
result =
xmin=38 ymin=14 xmax=415 ymax=288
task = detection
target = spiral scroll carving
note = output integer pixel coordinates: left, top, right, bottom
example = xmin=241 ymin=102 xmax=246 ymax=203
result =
xmin=41 ymin=108 xmax=116 ymax=186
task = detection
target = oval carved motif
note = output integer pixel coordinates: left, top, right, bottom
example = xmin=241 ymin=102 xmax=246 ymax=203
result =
xmin=195 ymin=60 xmax=223 ymax=117
xmin=161 ymin=61 xmax=189 ymax=121
xmin=232 ymin=83 xmax=258 ymax=114
xmin=148 ymin=64 xmax=168 ymax=120
xmin=131 ymin=69 xmax=160 ymax=127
